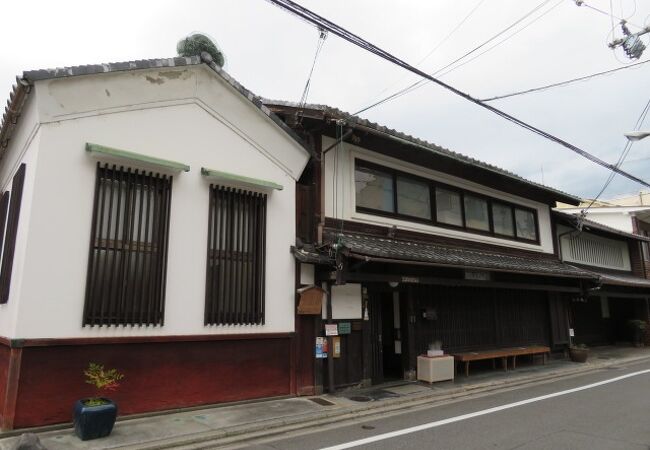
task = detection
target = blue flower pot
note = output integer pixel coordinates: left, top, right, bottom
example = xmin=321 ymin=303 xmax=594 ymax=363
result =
xmin=73 ymin=398 xmax=117 ymax=440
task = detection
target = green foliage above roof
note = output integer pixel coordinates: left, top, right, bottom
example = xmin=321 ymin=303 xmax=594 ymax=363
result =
xmin=177 ymin=33 xmax=225 ymax=68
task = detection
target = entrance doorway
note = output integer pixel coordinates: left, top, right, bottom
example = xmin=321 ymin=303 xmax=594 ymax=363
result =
xmin=369 ymin=288 xmax=404 ymax=384
xmin=609 ymin=297 xmax=646 ymax=343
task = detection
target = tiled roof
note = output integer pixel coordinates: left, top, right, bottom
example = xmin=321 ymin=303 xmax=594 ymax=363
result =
xmin=264 ymin=99 xmax=581 ymax=204
xmin=325 ymin=232 xmax=594 ymax=278
xmin=553 ymin=210 xmax=650 ymax=242
xmin=582 ymin=268 xmax=650 ymax=289
xmin=291 ymin=246 xmax=334 ymax=265
xmin=1 ymin=54 xmax=314 ymax=158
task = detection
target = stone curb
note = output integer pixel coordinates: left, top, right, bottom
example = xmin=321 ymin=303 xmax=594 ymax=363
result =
xmin=122 ymin=354 xmax=650 ymax=450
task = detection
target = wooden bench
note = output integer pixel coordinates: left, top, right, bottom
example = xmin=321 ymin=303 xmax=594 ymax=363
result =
xmin=451 ymin=346 xmax=550 ymax=377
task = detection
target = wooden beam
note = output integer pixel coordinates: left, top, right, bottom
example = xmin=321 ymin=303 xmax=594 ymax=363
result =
xmin=323 ymin=271 xmax=582 ymax=293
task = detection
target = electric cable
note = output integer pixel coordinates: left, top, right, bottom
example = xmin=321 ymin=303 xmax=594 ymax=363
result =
xmin=266 ymin=0 xmax=650 ymax=189
xmin=360 ymin=0 xmax=564 ymax=112
xmin=368 ymin=0 xmax=487 ymax=105
xmin=582 ymin=97 xmax=650 ymax=214
xmin=480 ymin=58 xmax=650 ymax=101
xmin=297 ymin=27 xmax=327 ymax=124
xmin=574 ymin=0 xmax=642 ymax=28
xmin=436 ymin=0 xmax=564 ymax=79
xmin=355 ymin=0 xmax=556 ymax=116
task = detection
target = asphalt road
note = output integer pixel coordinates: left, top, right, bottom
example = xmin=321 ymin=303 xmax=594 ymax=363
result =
xmin=239 ymin=360 xmax=650 ymax=450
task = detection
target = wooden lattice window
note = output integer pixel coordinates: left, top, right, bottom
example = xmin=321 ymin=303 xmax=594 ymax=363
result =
xmin=83 ymin=163 xmax=173 ymax=326
xmin=205 ymin=185 xmax=266 ymax=325
xmin=0 ymin=164 xmax=26 ymax=304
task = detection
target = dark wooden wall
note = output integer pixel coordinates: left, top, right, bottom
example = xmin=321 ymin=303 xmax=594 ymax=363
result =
xmin=413 ymin=285 xmax=550 ymax=354
xmin=10 ymin=336 xmax=292 ymax=428
xmin=571 ymin=296 xmax=611 ymax=345
xmin=295 ymin=315 xmax=316 ymax=395
xmin=323 ymin=321 xmax=364 ymax=389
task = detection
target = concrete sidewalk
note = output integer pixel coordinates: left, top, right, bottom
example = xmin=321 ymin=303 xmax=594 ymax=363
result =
xmin=1 ymin=346 xmax=649 ymax=450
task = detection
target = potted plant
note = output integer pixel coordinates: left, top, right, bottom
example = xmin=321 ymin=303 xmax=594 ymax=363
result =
xmin=569 ymin=343 xmax=589 ymax=363
xmin=73 ymin=363 xmax=124 ymax=441
xmin=627 ymin=320 xmax=647 ymax=347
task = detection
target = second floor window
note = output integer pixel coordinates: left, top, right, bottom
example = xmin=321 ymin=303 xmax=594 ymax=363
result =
xmin=83 ymin=164 xmax=173 ymax=326
xmin=354 ymin=159 xmax=539 ymax=243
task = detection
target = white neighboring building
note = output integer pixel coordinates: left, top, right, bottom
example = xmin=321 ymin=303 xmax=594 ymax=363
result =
xmin=558 ymin=203 xmax=650 ymax=273
xmin=0 ymin=55 xmax=310 ymax=429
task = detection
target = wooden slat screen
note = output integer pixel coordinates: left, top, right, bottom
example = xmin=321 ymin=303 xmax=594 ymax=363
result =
xmin=0 ymin=193 xmax=11 ymax=274
xmin=205 ymin=185 xmax=266 ymax=325
xmin=83 ymin=163 xmax=173 ymax=326
xmin=0 ymin=164 xmax=26 ymax=304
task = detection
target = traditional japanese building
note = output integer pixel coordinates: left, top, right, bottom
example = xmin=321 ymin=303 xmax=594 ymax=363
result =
xmin=266 ymin=101 xmax=605 ymax=393
xmin=554 ymin=210 xmax=650 ymax=346
xmin=0 ymin=54 xmax=311 ymax=429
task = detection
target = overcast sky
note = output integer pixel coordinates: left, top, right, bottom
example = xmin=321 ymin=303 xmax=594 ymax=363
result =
xmin=2 ymin=0 xmax=650 ymax=200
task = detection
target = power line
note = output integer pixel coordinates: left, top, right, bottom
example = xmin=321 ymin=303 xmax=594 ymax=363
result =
xmin=266 ymin=0 xmax=650 ymax=189
xmin=582 ymin=97 xmax=650 ymax=214
xmin=297 ymin=27 xmax=327 ymax=123
xmin=355 ymin=0 xmax=557 ymax=116
xmin=366 ymin=0 xmax=487 ymax=105
xmin=435 ymin=1 xmax=564 ymax=79
xmin=481 ymin=58 xmax=650 ymax=101
xmin=389 ymin=0 xmax=564 ymax=106
xmin=574 ymin=0 xmax=643 ymax=29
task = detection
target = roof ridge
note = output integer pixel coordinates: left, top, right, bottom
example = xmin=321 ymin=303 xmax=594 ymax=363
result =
xmin=263 ymin=99 xmax=579 ymax=203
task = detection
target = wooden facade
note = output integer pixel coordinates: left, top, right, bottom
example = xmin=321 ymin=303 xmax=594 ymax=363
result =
xmin=277 ymin=103 xmax=648 ymax=394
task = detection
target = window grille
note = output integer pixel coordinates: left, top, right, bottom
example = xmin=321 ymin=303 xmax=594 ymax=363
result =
xmin=205 ymin=185 xmax=266 ymax=325
xmin=567 ymin=234 xmax=626 ymax=269
xmin=83 ymin=163 xmax=172 ymax=326
xmin=0 ymin=164 xmax=26 ymax=304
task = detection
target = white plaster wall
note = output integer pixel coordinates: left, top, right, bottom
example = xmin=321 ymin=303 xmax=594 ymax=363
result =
xmin=0 ymin=96 xmax=41 ymax=338
xmin=584 ymin=212 xmax=634 ymax=233
xmin=324 ymin=136 xmax=554 ymax=253
xmin=558 ymin=208 xmax=635 ymax=233
xmin=9 ymin=66 xmax=309 ymax=339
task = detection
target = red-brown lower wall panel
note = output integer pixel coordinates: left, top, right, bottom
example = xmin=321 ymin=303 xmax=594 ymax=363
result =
xmin=0 ymin=345 xmax=10 ymax=415
xmin=13 ymin=338 xmax=291 ymax=428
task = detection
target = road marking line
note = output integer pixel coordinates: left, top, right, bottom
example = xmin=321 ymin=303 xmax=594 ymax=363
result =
xmin=320 ymin=369 xmax=650 ymax=450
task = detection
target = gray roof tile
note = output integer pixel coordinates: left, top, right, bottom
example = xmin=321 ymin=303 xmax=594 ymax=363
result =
xmin=1 ymin=54 xmax=314 ymax=159
xmin=326 ymin=232 xmax=594 ymax=278
xmin=264 ymin=99 xmax=580 ymax=204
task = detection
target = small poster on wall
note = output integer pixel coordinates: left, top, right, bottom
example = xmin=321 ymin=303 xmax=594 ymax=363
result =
xmin=315 ymin=337 xmax=328 ymax=359
xmin=325 ymin=324 xmax=338 ymax=336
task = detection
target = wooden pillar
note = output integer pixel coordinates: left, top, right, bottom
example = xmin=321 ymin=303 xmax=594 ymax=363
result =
xmin=326 ymin=281 xmax=335 ymax=393
xmin=407 ymin=285 xmax=417 ymax=373
xmin=1 ymin=347 xmax=22 ymax=430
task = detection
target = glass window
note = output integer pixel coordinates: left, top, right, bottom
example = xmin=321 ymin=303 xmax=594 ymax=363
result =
xmin=435 ymin=187 xmax=462 ymax=226
xmin=355 ymin=166 xmax=394 ymax=213
xmin=397 ymin=176 xmax=431 ymax=219
xmin=515 ymin=209 xmax=537 ymax=240
xmin=492 ymin=203 xmax=514 ymax=236
xmin=464 ymin=195 xmax=490 ymax=231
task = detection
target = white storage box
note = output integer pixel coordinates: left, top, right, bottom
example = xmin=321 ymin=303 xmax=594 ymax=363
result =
xmin=417 ymin=355 xmax=454 ymax=383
